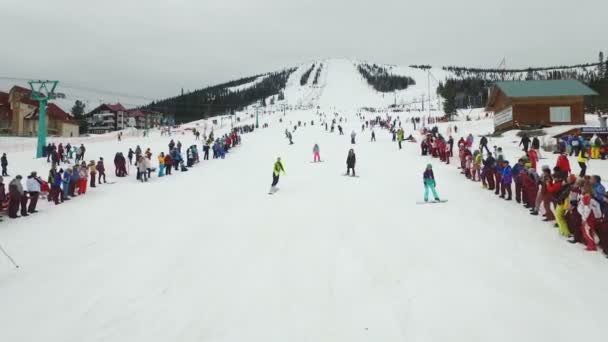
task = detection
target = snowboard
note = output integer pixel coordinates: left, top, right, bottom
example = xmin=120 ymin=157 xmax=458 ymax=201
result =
xmin=310 ymin=161 xmax=325 ymax=163
xmin=268 ymin=187 xmax=280 ymax=195
xmin=416 ymin=200 xmax=448 ymax=204
xmin=342 ymin=174 xmax=360 ymax=178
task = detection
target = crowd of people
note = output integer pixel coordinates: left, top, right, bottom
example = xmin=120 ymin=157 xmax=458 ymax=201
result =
xmin=1 ymin=125 xmax=249 ymax=221
xmin=422 ymin=128 xmax=608 ymax=258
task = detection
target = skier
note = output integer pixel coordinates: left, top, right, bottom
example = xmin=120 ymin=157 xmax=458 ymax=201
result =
xmin=350 ymin=130 xmax=356 ymax=144
xmin=397 ymin=128 xmax=404 ymax=149
xmin=423 ymin=164 xmax=441 ymax=202
xmin=313 ymin=144 xmax=321 ymax=162
xmin=371 ymin=129 xmax=376 ymax=142
xmin=346 ymin=149 xmax=356 ymax=176
xmin=269 ymin=157 xmax=286 ymax=193
xmin=479 ymin=136 xmax=490 ymax=155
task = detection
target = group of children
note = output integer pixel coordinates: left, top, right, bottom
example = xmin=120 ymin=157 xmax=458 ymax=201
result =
xmin=424 ymin=128 xmax=608 ymax=258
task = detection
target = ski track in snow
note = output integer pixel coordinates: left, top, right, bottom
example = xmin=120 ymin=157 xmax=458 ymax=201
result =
xmin=0 ymin=109 xmax=608 ymax=342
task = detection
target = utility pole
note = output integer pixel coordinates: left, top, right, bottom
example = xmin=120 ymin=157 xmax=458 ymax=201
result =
xmin=427 ymin=70 xmax=432 ymax=117
xmin=28 ymin=80 xmax=59 ymax=158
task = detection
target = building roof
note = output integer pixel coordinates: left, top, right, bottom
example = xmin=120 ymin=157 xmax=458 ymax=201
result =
xmin=107 ymin=103 xmax=127 ymax=112
xmin=24 ymin=103 xmax=76 ymax=123
xmin=127 ymin=109 xmax=145 ymax=118
xmin=11 ymin=85 xmax=32 ymax=94
xmin=494 ymin=80 xmax=598 ymax=98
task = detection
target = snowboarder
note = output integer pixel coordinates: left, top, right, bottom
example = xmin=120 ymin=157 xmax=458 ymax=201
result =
xmin=371 ymin=130 xmax=376 ymax=142
xmin=423 ymin=164 xmax=441 ymax=202
xmin=350 ymin=130 xmax=356 ymax=144
xmin=346 ymin=149 xmax=356 ymax=176
xmin=313 ymin=144 xmax=321 ymax=162
xmin=270 ymin=157 xmax=286 ymax=193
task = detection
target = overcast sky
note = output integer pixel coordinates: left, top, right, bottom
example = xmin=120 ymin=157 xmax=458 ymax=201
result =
xmin=1 ymin=0 xmax=606 ymax=101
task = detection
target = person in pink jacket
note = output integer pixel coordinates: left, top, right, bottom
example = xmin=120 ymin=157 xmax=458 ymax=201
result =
xmin=312 ymin=143 xmax=321 ymax=163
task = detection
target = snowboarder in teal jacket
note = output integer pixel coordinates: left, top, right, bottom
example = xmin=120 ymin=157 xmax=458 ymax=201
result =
xmin=423 ymin=164 xmax=440 ymax=202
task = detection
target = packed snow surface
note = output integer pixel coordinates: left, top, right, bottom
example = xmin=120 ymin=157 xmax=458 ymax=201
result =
xmin=1 ymin=109 xmax=608 ymax=342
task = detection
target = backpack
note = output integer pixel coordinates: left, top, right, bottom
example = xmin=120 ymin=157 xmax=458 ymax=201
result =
xmin=554 ymin=184 xmax=571 ymax=205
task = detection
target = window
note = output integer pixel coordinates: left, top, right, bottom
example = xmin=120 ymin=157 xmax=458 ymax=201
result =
xmin=550 ymin=106 xmax=571 ymax=123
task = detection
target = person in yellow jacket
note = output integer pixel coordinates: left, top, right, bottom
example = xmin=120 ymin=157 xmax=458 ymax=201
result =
xmin=397 ymin=128 xmax=404 ymax=150
xmin=269 ymin=157 xmax=286 ymax=194
xmin=158 ymin=152 xmax=166 ymax=177
xmin=577 ymin=147 xmax=588 ymax=177
xmin=473 ymin=150 xmax=482 ymax=181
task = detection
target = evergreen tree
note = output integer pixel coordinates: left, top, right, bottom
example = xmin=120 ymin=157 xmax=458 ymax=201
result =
xmin=71 ymin=100 xmax=88 ymax=134
xmin=278 ymin=91 xmax=285 ymax=101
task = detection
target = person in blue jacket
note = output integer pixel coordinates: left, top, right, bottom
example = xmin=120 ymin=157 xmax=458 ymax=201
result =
xmin=50 ymin=168 xmax=62 ymax=204
xmin=500 ymin=160 xmax=513 ymax=200
xmin=511 ymin=159 xmax=525 ymax=203
xmin=62 ymin=168 xmax=72 ymax=201
xmin=423 ymin=164 xmax=440 ymax=202
xmin=494 ymin=158 xmax=504 ymax=196
xmin=591 ymin=175 xmax=605 ymax=204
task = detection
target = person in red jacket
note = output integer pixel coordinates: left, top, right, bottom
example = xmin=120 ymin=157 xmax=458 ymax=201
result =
xmin=528 ymin=149 xmax=539 ymax=171
xmin=164 ymin=154 xmax=172 ymax=175
xmin=555 ymin=151 xmax=571 ymax=175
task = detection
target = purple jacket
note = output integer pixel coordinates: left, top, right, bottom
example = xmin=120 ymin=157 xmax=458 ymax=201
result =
xmin=423 ymin=169 xmax=435 ymax=181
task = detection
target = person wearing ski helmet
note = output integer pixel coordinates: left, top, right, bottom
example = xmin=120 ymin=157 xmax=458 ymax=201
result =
xmin=270 ymin=157 xmax=286 ymax=191
xmin=423 ymin=164 xmax=440 ymax=202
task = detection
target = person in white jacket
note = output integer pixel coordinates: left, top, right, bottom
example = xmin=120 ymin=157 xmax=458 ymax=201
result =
xmin=577 ymin=193 xmax=602 ymax=251
xmin=25 ymin=172 xmax=42 ymax=214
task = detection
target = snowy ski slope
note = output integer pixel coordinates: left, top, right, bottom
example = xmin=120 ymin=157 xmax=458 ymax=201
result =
xmin=1 ymin=108 xmax=608 ymax=341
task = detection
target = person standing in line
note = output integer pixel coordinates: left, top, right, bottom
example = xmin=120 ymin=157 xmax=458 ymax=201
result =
xmin=62 ymin=168 xmax=72 ymax=200
xmin=8 ymin=175 xmax=26 ymax=218
xmin=25 ymin=172 xmax=41 ymax=213
xmin=88 ymin=160 xmax=97 ymax=188
xmin=96 ymin=158 xmax=107 ymax=184
xmin=158 ymin=152 xmax=166 ymax=177
xmin=78 ymin=162 xmax=88 ymax=194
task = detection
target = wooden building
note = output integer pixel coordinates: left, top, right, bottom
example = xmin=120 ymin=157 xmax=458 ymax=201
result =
xmin=0 ymin=86 xmax=79 ymax=137
xmin=486 ymin=80 xmax=598 ymax=131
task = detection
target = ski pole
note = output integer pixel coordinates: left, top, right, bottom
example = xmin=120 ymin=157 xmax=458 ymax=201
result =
xmin=0 ymin=243 xmax=19 ymax=268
